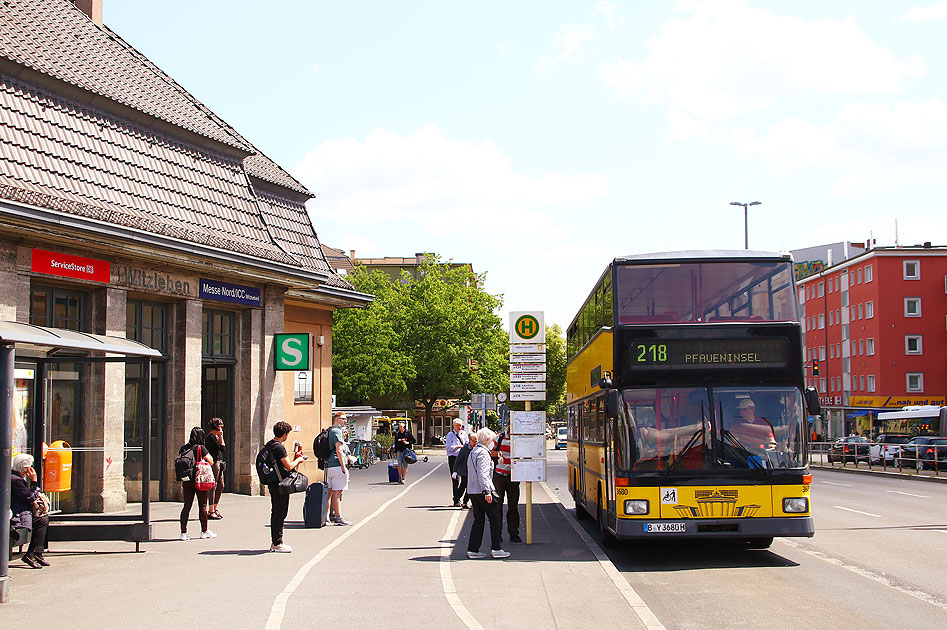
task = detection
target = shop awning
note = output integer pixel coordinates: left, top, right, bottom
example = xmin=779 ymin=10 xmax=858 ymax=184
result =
xmin=0 ymin=320 xmax=161 ymax=357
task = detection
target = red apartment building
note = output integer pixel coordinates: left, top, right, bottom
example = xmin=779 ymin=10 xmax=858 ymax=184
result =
xmin=797 ymin=245 xmax=947 ymax=438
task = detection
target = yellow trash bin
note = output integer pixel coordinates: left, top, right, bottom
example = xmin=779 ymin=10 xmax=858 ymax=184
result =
xmin=44 ymin=440 xmax=73 ymax=492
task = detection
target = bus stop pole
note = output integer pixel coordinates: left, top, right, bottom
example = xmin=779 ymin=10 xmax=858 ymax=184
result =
xmin=0 ymin=343 xmax=15 ymax=602
xmin=525 ymin=400 xmax=532 ymax=545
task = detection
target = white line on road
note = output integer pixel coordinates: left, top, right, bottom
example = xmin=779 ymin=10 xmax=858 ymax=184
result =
xmin=886 ymin=490 xmax=931 ymax=499
xmin=440 ymin=506 xmax=485 ymax=630
xmin=265 ymin=464 xmax=444 ymax=630
xmin=822 ymin=481 xmax=853 ymax=486
xmin=779 ymin=538 xmax=947 ymax=612
xmin=938 ymin=530 xmax=947 ymax=535
xmin=539 ymin=481 xmax=666 ymax=630
xmin=833 ymin=505 xmax=881 ymax=518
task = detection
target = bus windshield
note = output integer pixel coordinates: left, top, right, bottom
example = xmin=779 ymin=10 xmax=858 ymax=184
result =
xmin=616 ymin=386 xmax=806 ymax=473
xmin=616 ymin=261 xmax=797 ymax=324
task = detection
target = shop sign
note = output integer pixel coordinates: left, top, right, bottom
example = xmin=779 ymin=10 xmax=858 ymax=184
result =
xmin=31 ymin=248 xmax=109 ymax=283
xmin=274 ymin=333 xmax=311 ymax=371
xmin=116 ymin=266 xmax=193 ymax=296
xmin=849 ymin=395 xmax=946 ymax=408
xmin=415 ymin=399 xmax=456 ymax=411
xmin=199 ymin=278 xmax=262 ymax=306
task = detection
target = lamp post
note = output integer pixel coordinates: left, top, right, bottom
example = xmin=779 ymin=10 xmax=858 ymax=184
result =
xmin=730 ymin=201 xmax=761 ymax=249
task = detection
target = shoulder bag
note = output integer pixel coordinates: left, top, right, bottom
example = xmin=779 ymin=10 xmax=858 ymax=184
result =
xmin=277 ymin=470 xmax=309 ymax=494
xmin=194 ymin=446 xmax=217 ymax=491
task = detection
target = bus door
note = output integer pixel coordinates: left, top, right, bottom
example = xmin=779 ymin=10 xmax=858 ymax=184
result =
xmin=577 ymin=400 xmax=590 ymax=513
xmin=604 ymin=405 xmax=616 ymax=529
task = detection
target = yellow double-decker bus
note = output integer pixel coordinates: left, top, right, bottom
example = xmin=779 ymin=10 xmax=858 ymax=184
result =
xmin=566 ymin=251 xmax=820 ymax=548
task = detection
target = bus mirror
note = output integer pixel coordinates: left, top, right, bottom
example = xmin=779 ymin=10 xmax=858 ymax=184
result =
xmin=805 ymin=387 xmax=821 ymax=416
xmin=606 ymin=389 xmax=621 ymax=419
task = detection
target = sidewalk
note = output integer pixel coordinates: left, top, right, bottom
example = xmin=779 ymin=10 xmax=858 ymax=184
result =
xmin=3 ymin=455 xmax=654 ymax=630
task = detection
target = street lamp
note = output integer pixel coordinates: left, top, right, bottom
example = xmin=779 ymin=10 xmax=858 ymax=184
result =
xmin=730 ymin=201 xmax=761 ymax=249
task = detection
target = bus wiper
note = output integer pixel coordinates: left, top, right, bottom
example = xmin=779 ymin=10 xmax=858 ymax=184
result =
xmin=662 ymin=428 xmax=704 ymax=476
xmin=722 ymin=430 xmax=768 ymax=471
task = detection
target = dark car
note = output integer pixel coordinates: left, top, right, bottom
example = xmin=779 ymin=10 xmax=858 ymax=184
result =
xmin=827 ymin=436 xmax=870 ymax=464
xmin=869 ymin=433 xmax=911 ymax=465
xmin=896 ymin=437 xmax=947 ymax=470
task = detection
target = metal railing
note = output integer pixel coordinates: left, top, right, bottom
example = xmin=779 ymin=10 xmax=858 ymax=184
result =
xmin=809 ymin=440 xmax=946 ymax=475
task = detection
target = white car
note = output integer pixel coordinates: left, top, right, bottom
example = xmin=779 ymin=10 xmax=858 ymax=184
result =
xmin=869 ymin=434 xmax=911 ymax=464
xmin=556 ymin=427 xmax=568 ymax=450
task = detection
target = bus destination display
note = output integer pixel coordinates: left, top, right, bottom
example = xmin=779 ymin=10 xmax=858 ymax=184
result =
xmin=628 ymin=338 xmax=789 ymax=370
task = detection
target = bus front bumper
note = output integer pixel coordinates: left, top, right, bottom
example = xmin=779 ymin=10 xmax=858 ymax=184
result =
xmin=614 ymin=516 xmax=814 ymax=540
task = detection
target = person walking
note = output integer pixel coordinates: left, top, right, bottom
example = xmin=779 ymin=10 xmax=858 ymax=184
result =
xmin=452 ymin=431 xmax=477 ymax=509
xmin=262 ymin=421 xmax=305 ymax=552
xmin=11 ymin=453 xmax=51 ymax=568
xmin=326 ymin=411 xmax=353 ymax=526
xmin=205 ymin=417 xmax=226 ymax=520
xmin=491 ymin=420 xmax=522 ymax=543
xmin=445 ymin=419 xmax=468 ymax=506
xmin=393 ymin=420 xmax=417 ymax=484
xmin=464 ymin=427 xmax=509 ymax=559
xmin=179 ymin=426 xmax=216 ymax=541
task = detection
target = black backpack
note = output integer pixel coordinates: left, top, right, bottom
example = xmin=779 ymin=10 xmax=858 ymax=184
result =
xmin=174 ymin=444 xmax=197 ymax=481
xmin=255 ymin=443 xmax=281 ymax=485
xmin=313 ymin=428 xmax=332 ymax=461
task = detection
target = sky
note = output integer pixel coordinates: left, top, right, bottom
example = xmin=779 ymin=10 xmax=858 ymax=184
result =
xmin=107 ymin=1 xmax=947 ymax=330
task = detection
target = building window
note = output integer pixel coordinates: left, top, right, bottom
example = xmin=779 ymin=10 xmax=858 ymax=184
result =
xmin=904 ymin=298 xmax=921 ymax=317
xmin=865 ymin=301 xmax=873 ymax=318
xmin=859 ymin=375 xmax=865 ymax=391
xmin=851 ymin=306 xmax=856 ymax=320
xmin=905 ymin=335 xmax=922 ymax=354
xmin=29 ymin=286 xmax=86 ymax=330
xmin=829 ymin=345 xmax=835 ymax=359
xmin=865 ymin=265 xmax=873 ymax=282
xmin=819 ymin=378 xmax=826 ymax=392
xmin=866 ymin=338 xmax=875 ymax=355
xmin=817 ymin=282 xmax=824 ymax=297
xmin=867 ymin=375 xmax=875 ymax=392
xmin=294 ymin=371 xmax=313 ymax=403
xmin=127 ymin=300 xmax=168 ymax=354
xmin=829 ymin=311 xmax=834 ymax=326
xmin=903 ymin=260 xmax=920 ymax=280
xmin=819 ymin=346 xmax=826 ymax=361
xmin=856 ymin=303 xmax=862 ymax=319
xmin=906 ymin=373 xmax=924 ymax=393
xmin=859 ymin=339 xmax=865 ymax=355
xmin=798 ymin=289 xmax=805 ymax=304
xmin=857 ymin=268 xmax=863 ymax=284
xmin=202 ymin=310 xmax=235 ymax=359
xmin=818 ymin=313 xmax=825 ymax=329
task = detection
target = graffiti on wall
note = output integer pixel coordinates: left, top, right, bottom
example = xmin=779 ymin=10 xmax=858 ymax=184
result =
xmin=795 ymin=260 xmax=825 ymax=280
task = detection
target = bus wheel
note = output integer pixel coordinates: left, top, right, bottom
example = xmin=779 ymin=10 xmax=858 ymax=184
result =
xmin=745 ymin=537 xmax=773 ymax=549
xmin=598 ymin=492 xmax=617 ymax=548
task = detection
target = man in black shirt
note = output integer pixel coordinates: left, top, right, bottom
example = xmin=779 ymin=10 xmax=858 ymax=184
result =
xmin=393 ymin=421 xmax=417 ymax=484
xmin=264 ymin=421 xmax=305 ymax=552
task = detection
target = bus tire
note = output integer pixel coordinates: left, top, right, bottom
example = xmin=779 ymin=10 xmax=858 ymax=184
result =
xmin=745 ymin=537 xmax=773 ymax=549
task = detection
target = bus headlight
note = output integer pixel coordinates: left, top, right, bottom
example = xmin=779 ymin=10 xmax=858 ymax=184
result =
xmin=623 ymin=499 xmax=649 ymax=515
xmin=783 ymin=497 xmax=808 ymax=513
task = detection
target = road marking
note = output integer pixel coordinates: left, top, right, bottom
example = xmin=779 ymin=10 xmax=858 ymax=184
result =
xmin=833 ymin=505 xmax=881 ymax=518
xmin=938 ymin=530 xmax=947 ymax=535
xmin=779 ymin=538 xmax=947 ymax=612
xmin=822 ymin=481 xmax=852 ymax=486
xmin=886 ymin=490 xmax=931 ymax=499
xmin=265 ymin=464 xmax=443 ymax=630
xmin=540 ymin=481 xmax=666 ymax=630
xmin=440 ymin=506 xmax=485 ymax=630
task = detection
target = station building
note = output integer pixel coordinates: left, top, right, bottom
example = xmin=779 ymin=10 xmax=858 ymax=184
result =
xmin=796 ymin=244 xmax=947 ymax=438
xmin=0 ymin=0 xmax=370 ymax=514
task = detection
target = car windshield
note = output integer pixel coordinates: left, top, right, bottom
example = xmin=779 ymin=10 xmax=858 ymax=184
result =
xmin=615 ymin=386 xmax=806 ymax=474
xmin=845 ymin=437 xmax=869 ymax=443
xmin=885 ymin=436 xmax=910 ymax=444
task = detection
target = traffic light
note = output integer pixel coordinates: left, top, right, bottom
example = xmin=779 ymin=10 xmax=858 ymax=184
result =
xmin=812 ymin=359 xmax=820 ymax=376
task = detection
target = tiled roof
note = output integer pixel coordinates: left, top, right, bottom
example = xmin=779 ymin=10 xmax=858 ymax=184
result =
xmin=0 ymin=0 xmax=249 ymax=151
xmin=245 ymin=154 xmax=310 ymax=197
xmin=322 ymin=246 xmax=356 ymax=274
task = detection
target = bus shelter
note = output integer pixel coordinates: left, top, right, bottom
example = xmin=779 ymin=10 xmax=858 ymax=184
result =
xmin=0 ymin=321 xmax=160 ymax=603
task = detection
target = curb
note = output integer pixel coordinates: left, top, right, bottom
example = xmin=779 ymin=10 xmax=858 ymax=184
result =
xmin=810 ymin=464 xmax=947 ymax=484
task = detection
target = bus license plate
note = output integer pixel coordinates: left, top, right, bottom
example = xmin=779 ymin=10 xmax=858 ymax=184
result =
xmin=644 ymin=522 xmax=686 ymax=533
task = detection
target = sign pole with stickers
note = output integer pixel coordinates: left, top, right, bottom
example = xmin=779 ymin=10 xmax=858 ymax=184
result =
xmin=509 ymin=311 xmax=545 ymax=545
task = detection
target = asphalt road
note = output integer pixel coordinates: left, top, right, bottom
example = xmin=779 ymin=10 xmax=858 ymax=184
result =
xmin=544 ymin=449 xmax=947 ymax=630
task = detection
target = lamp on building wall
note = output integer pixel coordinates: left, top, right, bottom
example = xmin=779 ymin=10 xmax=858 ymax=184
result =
xmin=730 ymin=201 xmax=761 ymax=249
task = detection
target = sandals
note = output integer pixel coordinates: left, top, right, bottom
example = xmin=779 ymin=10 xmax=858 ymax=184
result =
xmin=208 ymin=510 xmax=223 ymax=520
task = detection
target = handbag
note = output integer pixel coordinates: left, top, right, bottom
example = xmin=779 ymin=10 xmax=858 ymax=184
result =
xmin=31 ymin=493 xmax=50 ymax=518
xmin=194 ymin=446 xmax=217 ymax=491
xmin=277 ymin=470 xmax=309 ymax=495
xmin=402 ymin=448 xmax=418 ymax=465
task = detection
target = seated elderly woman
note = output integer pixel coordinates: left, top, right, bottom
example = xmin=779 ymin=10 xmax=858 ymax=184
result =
xmin=11 ymin=453 xmax=50 ymax=568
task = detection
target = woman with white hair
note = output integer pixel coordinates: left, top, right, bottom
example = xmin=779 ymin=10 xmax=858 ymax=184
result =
xmin=11 ymin=453 xmax=50 ymax=568
xmin=464 ymin=427 xmax=509 ymax=559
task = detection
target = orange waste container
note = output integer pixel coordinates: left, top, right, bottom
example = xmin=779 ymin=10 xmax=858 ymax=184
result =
xmin=44 ymin=440 xmax=73 ymax=492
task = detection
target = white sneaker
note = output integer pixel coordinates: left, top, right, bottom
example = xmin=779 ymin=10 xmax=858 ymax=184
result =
xmin=491 ymin=549 xmax=510 ymax=559
xmin=200 ymin=531 xmax=217 ymax=539
xmin=269 ymin=543 xmax=293 ymax=553
xmin=466 ymin=551 xmax=487 ymax=559
xmin=179 ymin=533 xmax=190 ymax=541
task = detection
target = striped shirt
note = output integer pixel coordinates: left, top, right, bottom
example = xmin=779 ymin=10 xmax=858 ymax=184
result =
xmin=494 ymin=433 xmax=512 ymax=476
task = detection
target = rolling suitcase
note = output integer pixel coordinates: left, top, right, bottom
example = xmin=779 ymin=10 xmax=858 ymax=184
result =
xmin=303 ymin=482 xmax=329 ymax=528
xmin=388 ymin=461 xmax=400 ymax=483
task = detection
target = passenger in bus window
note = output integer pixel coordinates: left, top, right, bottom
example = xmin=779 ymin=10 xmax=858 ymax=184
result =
xmin=727 ymin=398 xmax=776 ymax=454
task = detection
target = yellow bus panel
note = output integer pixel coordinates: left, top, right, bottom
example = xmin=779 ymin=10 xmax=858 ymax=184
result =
xmin=566 ymin=330 xmax=613 ymax=404
xmin=771 ymin=483 xmax=811 ymax=516
xmin=658 ymin=486 xmax=775 ymax=519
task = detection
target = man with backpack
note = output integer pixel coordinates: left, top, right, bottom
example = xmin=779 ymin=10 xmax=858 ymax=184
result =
xmin=325 ymin=411 xmax=353 ymax=526
xmin=259 ymin=421 xmax=306 ymax=552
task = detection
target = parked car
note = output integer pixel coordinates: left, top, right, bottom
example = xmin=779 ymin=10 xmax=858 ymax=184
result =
xmin=896 ymin=437 xmax=947 ymax=470
xmin=556 ymin=427 xmax=568 ymax=450
xmin=827 ymin=436 xmax=870 ymax=463
xmin=869 ymin=434 xmax=911 ymax=465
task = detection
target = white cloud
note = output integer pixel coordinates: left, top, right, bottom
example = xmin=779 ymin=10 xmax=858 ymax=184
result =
xmin=594 ymin=1 xmax=622 ymax=30
xmin=902 ymin=2 xmax=947 ymax=22
xmin=497 ymin=40 xmax=515 ymax=56
xmin=535 ymin=24 xmax=595 ymax=73
xmin=601 ymin=0 xmax=924 ymax=138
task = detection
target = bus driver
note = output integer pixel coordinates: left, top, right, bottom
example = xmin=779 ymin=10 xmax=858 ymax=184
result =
xmin=728 ymin=398 xmax=777 ymax=454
